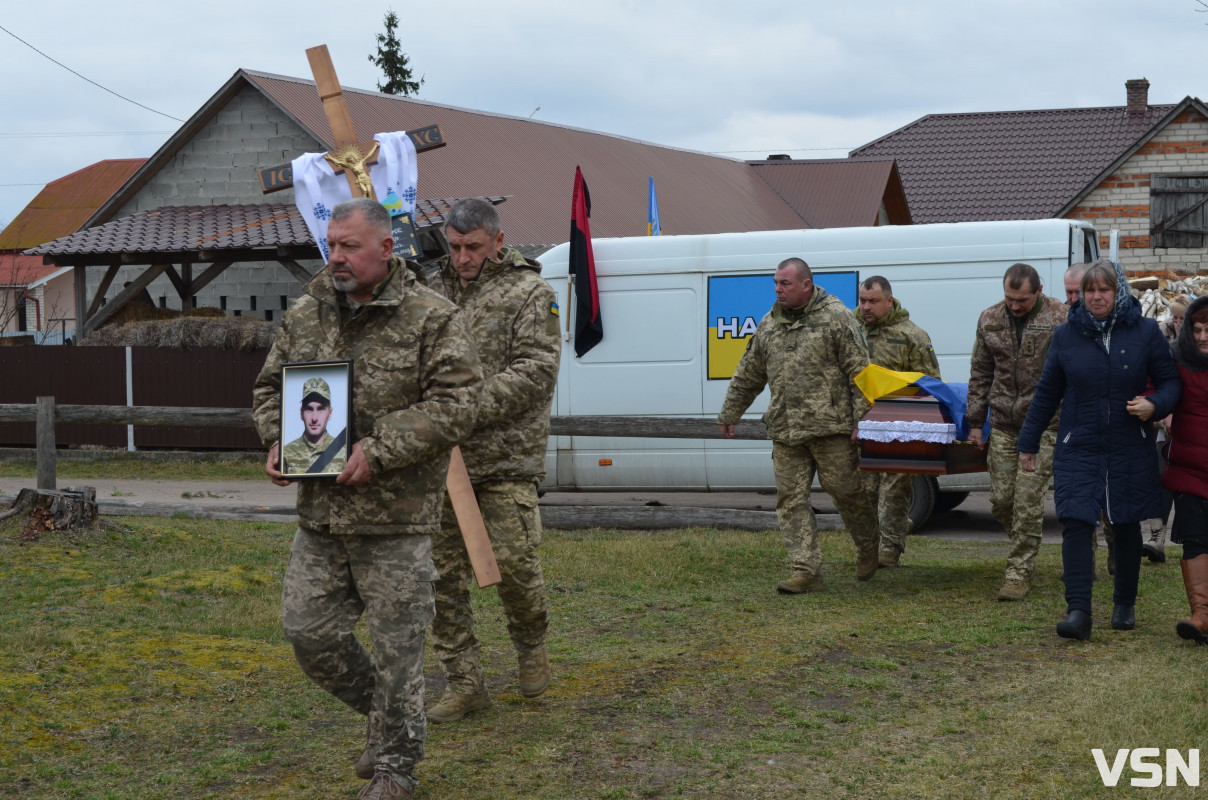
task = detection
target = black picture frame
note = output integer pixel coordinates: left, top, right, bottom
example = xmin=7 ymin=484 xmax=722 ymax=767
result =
xmin=279 ymin=360 xmax=353 ymax=479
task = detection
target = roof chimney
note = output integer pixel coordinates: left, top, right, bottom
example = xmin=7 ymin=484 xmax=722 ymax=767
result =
xmin=1126 ymin=79 xmax=1149 ymax=114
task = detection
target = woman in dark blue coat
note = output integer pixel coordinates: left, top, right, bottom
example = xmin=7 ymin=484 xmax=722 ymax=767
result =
xmin=1018 ymin=260 xmax=1181 ymax=640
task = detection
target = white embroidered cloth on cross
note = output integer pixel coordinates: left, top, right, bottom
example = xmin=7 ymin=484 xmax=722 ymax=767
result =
xmin=291 ymin=132 xmax=418 ymax=263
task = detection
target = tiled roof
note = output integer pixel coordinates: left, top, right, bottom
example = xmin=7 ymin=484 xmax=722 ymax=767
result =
xmin=28 ymin=198 xmax=495 ymax=263
xmin=850 ymin=104 xmax=1179 ymax=223
xmin=748 ymin=158 xmax=911 ymax=227
xmin=0 ymin=158 xmax=145 ymax=250
xmin=241 ymin=70 xmax=812 ymax=243
xmin=0 ymin=255 xmax=60 ymax=286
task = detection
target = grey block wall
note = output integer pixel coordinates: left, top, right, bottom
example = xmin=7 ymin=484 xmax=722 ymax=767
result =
xmin=88 ymin=84 xmax=328 ymax=320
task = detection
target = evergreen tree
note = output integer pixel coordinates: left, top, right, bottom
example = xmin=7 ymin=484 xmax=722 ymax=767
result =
xmin=368 ymin=10 xmax=424 ymax=97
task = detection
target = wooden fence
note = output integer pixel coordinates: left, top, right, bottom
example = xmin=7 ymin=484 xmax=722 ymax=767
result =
xmin=0 ymin=398 xmax=769 ymax=492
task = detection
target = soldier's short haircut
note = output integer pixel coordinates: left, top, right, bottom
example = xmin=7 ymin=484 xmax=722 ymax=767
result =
xmin=1080 ymin=260 xmax=1118 ymax=294
xmin=1004 ymin=262 xmax=1041 ymax=292
xmin=444 ymin=198 xmax=501 ymax=238
xmin=861 ymin=275 xmax=892 ymax=294
xmin=1065 ymin=262 xmax=1090 ymax=282
xmin=777 ymin=257 xmax=812 ymax=280
xmin=331 ymin=197 xmax=391 ymax=238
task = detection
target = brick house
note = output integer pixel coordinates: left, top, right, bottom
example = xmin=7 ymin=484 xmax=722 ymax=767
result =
xmin=852 ymin=79 xmax=1208 ymax=274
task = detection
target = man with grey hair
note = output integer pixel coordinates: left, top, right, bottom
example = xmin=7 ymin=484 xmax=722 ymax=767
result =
xmin=1064 ymin=262 xmax=1090 ymax=306
xmin=253 ymin=196 xmax=482 ymax=800
xmin=413 ymin=198 xmax=561 ymax=724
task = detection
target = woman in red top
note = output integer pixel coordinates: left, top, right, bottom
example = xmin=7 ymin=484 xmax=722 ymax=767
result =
xmin=1164 ymin=294 xmax=1208 ymax=643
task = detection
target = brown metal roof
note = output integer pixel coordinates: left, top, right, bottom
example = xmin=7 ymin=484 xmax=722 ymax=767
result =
xmin=28 ymin=197 xmax=496 ymax=265
xmin=0 ymin=159 xmax=145 ymax=251
xmin=850 ymin=102 xmax=1192 ymax=223
xmin=747 ymin=158 xmax=911 ymax=227
xmin=242 ymin=70 xmax=810 ymax=243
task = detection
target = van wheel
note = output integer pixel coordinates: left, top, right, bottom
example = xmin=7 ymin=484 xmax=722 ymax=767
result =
xmin=934 ymin=490 xmax=969 ymax=514
xmin=907 ymin=475 xmax=937 ymax=533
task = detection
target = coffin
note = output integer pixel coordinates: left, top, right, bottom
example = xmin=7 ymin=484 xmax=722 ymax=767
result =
xmin=858 ymin=394 xmax=987 ymax=475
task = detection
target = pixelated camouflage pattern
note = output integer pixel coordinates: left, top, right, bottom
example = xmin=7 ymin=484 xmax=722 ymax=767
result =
xmin=431 ymin=481 xmax=548 ymax=694
xmin=281 ymin=527 xmax=439 ymax=791
xmin=856 ymin=298 xmax=941 ymax=378
xmin=772 ymin=436 xmax=879 ymax=578
xmin=967 ymin=295 xmax=1067 ymax=434
xmin=422 ymin=246 xmax=561 ymax=483
xmin=252 ymin=257 xmax=482 ymax=536
xmin=719 ymin=288 xmax=871 ymax=444
xmin=988 ymin=429 xmax=1056 ymax=582
xmin=858 ymin=299 xmax=939 ymax=557
xmin=281 ymin=431 xmax=347 ymax=475
xmin=870 ymin=471 xmax=913 ymax=555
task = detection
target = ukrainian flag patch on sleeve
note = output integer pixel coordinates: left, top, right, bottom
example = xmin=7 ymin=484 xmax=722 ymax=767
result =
xmin=550 ymin=301 xmax=559 ymax=317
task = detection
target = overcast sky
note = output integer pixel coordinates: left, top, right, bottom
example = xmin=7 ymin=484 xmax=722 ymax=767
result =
xmin=2 ymin=0 xmax=1207 ymax=230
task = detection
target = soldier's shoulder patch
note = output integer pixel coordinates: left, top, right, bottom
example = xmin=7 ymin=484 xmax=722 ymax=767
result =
xmin=546 ymin=301 xmax=561 ymax=336
xmin=549 ymin=301 xmax=559 ymax=317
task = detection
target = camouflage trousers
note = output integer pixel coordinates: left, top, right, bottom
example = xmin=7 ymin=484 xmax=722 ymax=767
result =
xmin=772 ymin=435 xmax=879 ymax=578
xmin=281 ymin=527 xmax=437 ymax=791
xmin=869 ymin=471 xmax=913 ymax=556
xmin=988 ymin=429 xmax=1056 ymax=583
xmin=432 ymin=480 xmax=548 ymax=695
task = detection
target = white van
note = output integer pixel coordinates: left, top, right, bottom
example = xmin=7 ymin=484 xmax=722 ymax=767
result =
xmin=537 ymin=219 xmax=1099 ymax=524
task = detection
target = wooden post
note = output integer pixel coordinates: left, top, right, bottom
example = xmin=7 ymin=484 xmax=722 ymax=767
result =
xmin=36 ymin=396 xmax=56 ymax=491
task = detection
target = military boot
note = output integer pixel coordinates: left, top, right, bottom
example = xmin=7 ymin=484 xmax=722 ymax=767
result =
xmin=997 ymin=578 xmax=1030 ymax=601
xmin=427 ymin=690 xmax=491 ymax=724
xmin=878 ymin=547 xmax=901 ymax=568
xmin=1143 ymin=520 xmax=1167 ymax=564
xmin=776 ymin=574 xmax=825 ymax=594
xmin=518 ymin=644 xmax=551 ymax=698
xmin=855 ymin=550 xmax=880 ymax=581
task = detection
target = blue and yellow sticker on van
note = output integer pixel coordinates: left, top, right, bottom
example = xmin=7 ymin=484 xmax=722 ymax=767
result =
xmin=706 ymin=272 xmax=860 ymax=380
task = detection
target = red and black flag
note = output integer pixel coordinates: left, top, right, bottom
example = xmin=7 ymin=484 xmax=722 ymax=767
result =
xmin=570 ymin=166 xmax=603 ymax=357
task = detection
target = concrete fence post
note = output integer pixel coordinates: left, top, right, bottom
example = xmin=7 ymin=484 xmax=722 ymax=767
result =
xmin=35 ymin=396 xmax=56 ymax=491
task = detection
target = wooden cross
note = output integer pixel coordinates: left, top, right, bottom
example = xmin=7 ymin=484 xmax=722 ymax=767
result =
xmin=257 ymin=45 xmax=446 ymax=195
xmin=288 ymin=44 xmax=500 ymax=589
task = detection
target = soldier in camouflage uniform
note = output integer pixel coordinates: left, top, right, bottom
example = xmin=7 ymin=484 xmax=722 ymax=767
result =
xmin=411 ymin=199 xmax=561 ymax=724
xmin=252 ymin=198 xmax=482 ymax=800
xmin=855 ymin=276 xmax=942 ymax=568
xmin=718 ymin=258 xmax=880 ymax=593
xmin=967 ymin=263 xmax=1066 ymax=602
xmin=280 ymin=377 xmax=348 ymax=475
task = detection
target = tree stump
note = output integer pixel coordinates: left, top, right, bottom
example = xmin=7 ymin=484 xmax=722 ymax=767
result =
xmin=1 ymin=486 xmax=98 ymax=541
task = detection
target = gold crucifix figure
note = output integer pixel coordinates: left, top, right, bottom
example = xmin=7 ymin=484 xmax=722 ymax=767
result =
xmin=324 ymin=141 xmax=381 ymax=200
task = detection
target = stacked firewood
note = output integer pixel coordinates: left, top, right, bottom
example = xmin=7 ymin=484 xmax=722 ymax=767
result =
xmin=1129 ymin=275 xmax=1208 ymax=329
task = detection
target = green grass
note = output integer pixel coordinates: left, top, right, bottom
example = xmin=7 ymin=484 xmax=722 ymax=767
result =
xmin=0 ymin=455 xmax=266 ymax=482
xmin=2 ymin=516 xmax=1204 ymax=799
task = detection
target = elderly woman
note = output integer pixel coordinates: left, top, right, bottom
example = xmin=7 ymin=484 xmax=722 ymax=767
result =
xmin=1165 ymin=294 xmax=1208 ymax=643
xmin=1018 ymin=260 xmax=1181 ymax=640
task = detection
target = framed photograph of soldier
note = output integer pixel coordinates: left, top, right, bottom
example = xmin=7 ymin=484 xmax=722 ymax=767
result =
xmin=278 ymin=360 xmax=353 ymax=478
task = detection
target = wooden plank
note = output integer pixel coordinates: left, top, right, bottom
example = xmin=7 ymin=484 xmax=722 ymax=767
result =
xmin=446 ymin=447 xmax=502 ymax=587
xmin=83 ymin=264 xmax=168 ymax=335
xmin=188 ymin=261 xmax=233 ymax=296
xmin=306 ymin=45 xmax=359 ymax=148
xmin=35 ymin=397 xmax=56 ymax=491
xmin=278 ymin=258 xmax=314 ymax=284
xmin=86 ymin=264 xmax=121 ymax=320
xmin=539 ymin=504 xmax=836 ymax=533
xmin=549 ymin=415 xmax=767 ymax=440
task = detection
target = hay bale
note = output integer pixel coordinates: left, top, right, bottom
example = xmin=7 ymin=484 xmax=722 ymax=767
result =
xmin=79 ymin=316 xmax=279 ymax=350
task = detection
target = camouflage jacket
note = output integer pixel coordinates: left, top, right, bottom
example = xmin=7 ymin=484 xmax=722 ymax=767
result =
xmin=424 ymin=246 xmax=561 ymax=483
xmin=856 ymin=299 xmax=941 ymax=378
xmin=281 ymin=431 xmax=347 ymax=476
xmin=252 ymin=256 xmax=483 ymax=536
xmin=718 ymin=288 xmax=871 ymax=444
xmin=967 ymin=294 xmax=1066 ymax=435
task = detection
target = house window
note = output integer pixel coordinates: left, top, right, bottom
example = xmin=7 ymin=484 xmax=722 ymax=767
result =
xmin=1151 ymin=173 xmax=1208 ymax=248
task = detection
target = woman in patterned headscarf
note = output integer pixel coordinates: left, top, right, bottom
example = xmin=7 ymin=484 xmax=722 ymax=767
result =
xmin=1018 ymin=260 xmax=1182 ymax=641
